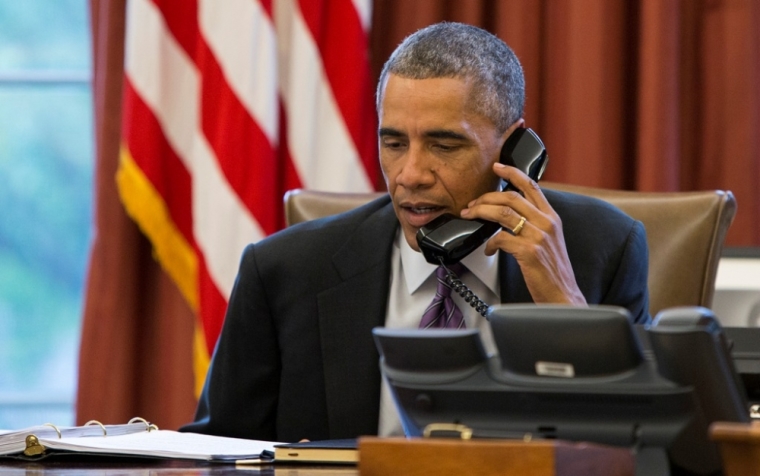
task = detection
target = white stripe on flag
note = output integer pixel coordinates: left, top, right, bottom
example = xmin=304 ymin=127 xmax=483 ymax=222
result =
xmin=352 ymin=0 xmax=373 ymax=33
xmin=125 ymin=0 xmax=197 ymax=170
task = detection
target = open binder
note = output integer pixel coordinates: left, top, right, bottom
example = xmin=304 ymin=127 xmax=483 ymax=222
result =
xmin=0 ymin=417 xmax=279 ymax=462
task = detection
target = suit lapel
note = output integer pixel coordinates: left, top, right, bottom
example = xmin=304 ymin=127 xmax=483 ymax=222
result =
xmin=317 ymin=199 xmax=397 ymax=438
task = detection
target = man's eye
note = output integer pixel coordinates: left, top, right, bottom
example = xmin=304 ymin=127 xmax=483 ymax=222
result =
xmin=382 ymin=140 xmax=405 ymax=149
xmin=433 ymin=143 xmax=459 ymax=152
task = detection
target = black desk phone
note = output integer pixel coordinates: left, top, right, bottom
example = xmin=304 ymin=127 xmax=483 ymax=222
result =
xmin=416 ymin=127 xmax=549 ymax=266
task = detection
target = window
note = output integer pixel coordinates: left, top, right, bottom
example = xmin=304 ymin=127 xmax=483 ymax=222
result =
xmin=0 ymin=0 xmax=92 ymax=428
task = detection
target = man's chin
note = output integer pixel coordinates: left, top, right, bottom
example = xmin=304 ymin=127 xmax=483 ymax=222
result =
xmin=402 ymin=229 xmax=422 ymax=252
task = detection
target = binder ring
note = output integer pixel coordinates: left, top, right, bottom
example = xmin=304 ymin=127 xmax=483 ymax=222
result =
xmin=43 ymin=423 xmax=61 ymax=439
xmin=422 ymin=423 xmax=473 ymax=440
xmin=23 ymin=435 xmax=46 ymax=457
xmin=129 ymin=417 xmax=159 ymax=432
xmin=84 ymin=420 xmax=107 ymax=436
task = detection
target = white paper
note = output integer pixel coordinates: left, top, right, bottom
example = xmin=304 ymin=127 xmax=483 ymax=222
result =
xmin=37 ymin=430 xmax=279 ymax=461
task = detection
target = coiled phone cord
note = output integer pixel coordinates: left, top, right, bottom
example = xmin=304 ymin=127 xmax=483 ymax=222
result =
xmin=439 ymin=259 xmax=491 ymax=317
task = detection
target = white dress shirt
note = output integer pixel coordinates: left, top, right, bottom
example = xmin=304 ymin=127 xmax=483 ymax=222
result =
xmin=377 ymin=230 xmax=501 ymax=436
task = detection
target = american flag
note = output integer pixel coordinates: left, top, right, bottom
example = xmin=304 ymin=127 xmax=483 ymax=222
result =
xmin=117 ymin=0 xmax=378 ymax=393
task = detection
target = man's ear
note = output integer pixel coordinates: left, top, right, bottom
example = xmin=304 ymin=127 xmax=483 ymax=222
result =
xmin=500 ymin=119 xmax=525 ymax=144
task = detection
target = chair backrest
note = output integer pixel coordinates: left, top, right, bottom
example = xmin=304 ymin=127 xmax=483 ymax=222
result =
xmin=283 ymin=184 xmax=736 ymax=317
xmin=284 ymin=189 xmax=387 ymax=226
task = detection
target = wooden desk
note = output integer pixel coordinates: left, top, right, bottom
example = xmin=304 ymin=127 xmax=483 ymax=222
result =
xmin=358 ymin=437 xmax=634 ymax=476
xmin=710 ymin=421 xmax=760 ymax=476
xmin=0 ymin=438 xmax=633 ymax=475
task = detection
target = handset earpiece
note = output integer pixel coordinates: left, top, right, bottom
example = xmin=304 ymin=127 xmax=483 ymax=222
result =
xmin=499 ymin=128 xmax=549 ymax=193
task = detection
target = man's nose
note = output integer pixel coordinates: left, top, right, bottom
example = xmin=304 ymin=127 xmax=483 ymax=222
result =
xmin=396 ymin=145 xmax=435 ymax=189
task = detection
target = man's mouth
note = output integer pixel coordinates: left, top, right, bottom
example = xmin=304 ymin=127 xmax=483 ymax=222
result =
xmin=408 ymin=206 xmax=442 ymax=214
xmin=400 ymin=204 xmax=446 ymax=227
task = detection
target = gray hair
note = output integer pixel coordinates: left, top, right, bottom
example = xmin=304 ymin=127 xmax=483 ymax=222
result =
xmin=376 ymin=22 xmax=525 ymax=133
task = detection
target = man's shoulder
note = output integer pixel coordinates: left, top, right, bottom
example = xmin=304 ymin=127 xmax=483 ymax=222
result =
xmin=542 ymin=187 xmax=644 ymax=252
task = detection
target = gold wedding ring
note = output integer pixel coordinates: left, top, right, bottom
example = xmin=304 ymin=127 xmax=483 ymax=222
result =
xmin=512 ymin=216 xmax=527 ymax=235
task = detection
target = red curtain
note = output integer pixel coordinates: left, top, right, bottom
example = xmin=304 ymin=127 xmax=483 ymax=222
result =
xmin=79 ymin=0 xmax=760 ymax=428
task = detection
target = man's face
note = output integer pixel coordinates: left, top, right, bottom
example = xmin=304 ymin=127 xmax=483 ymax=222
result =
xmin=378 ymin=74 xmax=510 ymax=251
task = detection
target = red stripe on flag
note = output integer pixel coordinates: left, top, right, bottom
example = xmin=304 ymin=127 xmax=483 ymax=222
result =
xmin=151 ymin=0 xmax=200 ymax=61
xmin=298 ymin=0 xmax=378 ymax=185
xmin=258 ymin=0 xmax=274 ymax=19
xmin=122 ymin=78 xmax=194 ymax=242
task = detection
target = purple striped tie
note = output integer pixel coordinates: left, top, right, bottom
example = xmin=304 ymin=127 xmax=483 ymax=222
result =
xmin=419 ymin=264 xmax=466 ymax=329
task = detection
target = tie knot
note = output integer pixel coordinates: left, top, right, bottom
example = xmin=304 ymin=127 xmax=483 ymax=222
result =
xmin=436 ymin=262 xmax=465 ymax=280
xmin=421 ymin=263 xmax=467 ymax=329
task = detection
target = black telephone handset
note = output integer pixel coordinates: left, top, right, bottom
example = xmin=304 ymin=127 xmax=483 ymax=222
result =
xmin=416 ymin=128 xmax=549 ymax=266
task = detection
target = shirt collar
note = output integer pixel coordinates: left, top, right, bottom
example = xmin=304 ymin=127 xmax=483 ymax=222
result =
xmin=396 ymin=230 xmax=500 ymax=296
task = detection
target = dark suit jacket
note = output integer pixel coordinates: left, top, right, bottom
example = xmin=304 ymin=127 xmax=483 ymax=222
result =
xmin=182 ymin=190 xmax=649 ymax=442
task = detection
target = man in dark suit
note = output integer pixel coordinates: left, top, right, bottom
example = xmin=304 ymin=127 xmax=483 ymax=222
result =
xmin=182 ymin=22 xmax=649 ymax=442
